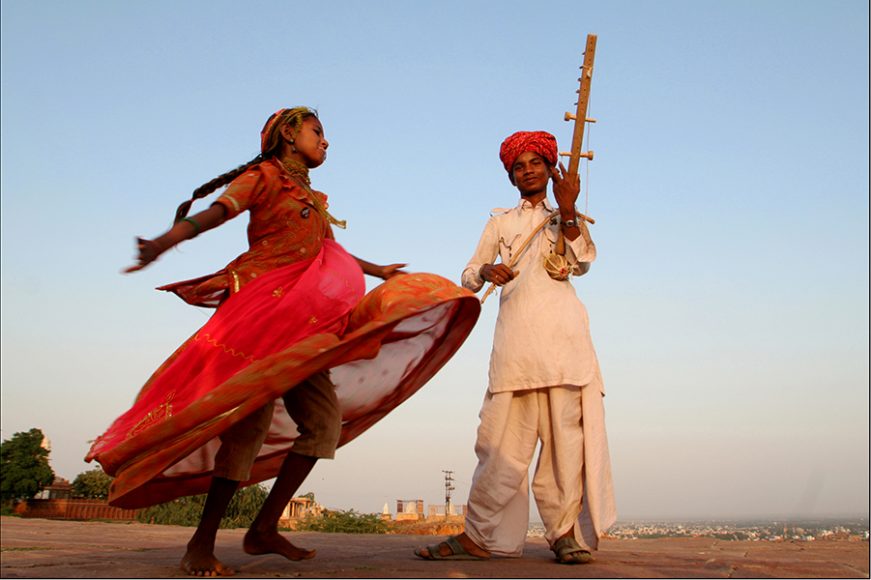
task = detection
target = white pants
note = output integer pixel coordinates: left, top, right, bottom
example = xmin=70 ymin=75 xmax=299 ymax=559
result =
xmin=464 ymin=385 xmax=590 ymax=556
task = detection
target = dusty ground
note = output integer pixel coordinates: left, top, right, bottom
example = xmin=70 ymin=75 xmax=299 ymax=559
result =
xmin=1 ymin=517 xmax=868 ymax=578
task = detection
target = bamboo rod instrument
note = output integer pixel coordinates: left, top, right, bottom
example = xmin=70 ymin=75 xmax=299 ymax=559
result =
xmin=560 ymin=33 xmax=598 ymax=225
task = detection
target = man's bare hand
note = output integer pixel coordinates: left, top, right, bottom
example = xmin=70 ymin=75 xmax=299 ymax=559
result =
xmin=481 ymin=264 xmax=517 ymax=286
xmin=551 ymin=162 xmax=580 ymax=214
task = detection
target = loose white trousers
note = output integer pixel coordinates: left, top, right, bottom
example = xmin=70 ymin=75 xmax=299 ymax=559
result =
xmin=464 ymin=384 xmax=597 ymax=556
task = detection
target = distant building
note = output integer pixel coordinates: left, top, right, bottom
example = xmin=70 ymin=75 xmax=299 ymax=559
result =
xmin=278 ymin=496 xmax=322 ymax=528
xmin=35 ymin=477 xmax=71 ymax=500
xmin=383 ymin=499 xmax=467 ymax=522
xmin=428 ymin=503 xmax=468 ymax=518
xmin=395 ymin=499 xmax=424 ymax=521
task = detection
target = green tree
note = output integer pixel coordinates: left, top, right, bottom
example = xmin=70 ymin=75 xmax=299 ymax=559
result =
xmin=136 ymin=483 xmax=268 ymax=528
xmin=296 ymin=509 xmax=391 ymax=534
xmin=136 ymin=494 xmax=206 ymax=527
xmin=222 ymin=483 xmax=268 ymax=528
xmin=72 ymin=468 xmax=113 ymax=499
xmin=0 ymin=428 xmax=54 ymax=501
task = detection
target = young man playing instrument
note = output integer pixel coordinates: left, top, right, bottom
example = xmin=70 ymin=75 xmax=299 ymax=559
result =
xmin=416 ymin=130 xmax=616 ymax=564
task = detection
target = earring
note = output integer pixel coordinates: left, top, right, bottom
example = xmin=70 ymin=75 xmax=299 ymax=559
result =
xmin=289 ymin=138 xmax=297 ymax=153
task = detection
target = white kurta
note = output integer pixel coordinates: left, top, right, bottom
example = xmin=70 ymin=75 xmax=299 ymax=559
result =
xmin=461 ymin=198 xmax=616 ymax=553
xmin=462 ymin=199 xmax=598 ymax=393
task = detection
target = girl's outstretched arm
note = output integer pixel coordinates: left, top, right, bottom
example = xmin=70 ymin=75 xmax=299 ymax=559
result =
xmin=124 ymin=204 xmax=228 ymax=273
xmin=353 ymin=256 xmax=407 ymax=280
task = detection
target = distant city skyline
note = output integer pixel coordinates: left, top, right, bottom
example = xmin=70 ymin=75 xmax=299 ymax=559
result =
xmin=2 ymin=0 xmax=868 ymax=521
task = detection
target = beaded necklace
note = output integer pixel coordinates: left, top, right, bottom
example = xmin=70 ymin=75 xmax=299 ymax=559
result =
xmin=275 ymin=157 xmax=347 ymax=229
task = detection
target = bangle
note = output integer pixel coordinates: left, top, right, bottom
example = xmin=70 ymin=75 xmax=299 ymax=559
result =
xmin=182 ymin=217 xmax=201 ymax=235
xmin=562 ymin=218 xmax=577 ymax=229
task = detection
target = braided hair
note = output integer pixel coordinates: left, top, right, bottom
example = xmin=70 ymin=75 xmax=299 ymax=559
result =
xmin=173 ymin=107 xmax=318 ymax=224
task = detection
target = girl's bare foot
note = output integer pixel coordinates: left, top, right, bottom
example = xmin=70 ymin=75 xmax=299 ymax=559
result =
xmin=243 ymin=529 xmax=316 ymax=561
xmin=180 ymin=547 xmax=235 ymax=576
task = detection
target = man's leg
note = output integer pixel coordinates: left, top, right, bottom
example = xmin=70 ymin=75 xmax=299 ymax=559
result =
xmin=531 ymin=386 xmax=586 ymax=548
xmin=463 ymin=390 xmax=540 ymax=556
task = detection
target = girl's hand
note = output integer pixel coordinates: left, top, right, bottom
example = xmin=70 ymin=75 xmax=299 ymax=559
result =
xmin=352 ymin=256 xmax=406 ymax=280
xmin=378 ymin=263 xmax=407 ymax=280
xmin=122 ymin=205 xmax=226 ymax=274
xmin=123 ymin=237 xmax=164 ymax=273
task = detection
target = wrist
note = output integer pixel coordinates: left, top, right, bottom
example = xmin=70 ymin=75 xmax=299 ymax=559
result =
xmin=182 ymin=216 xmax=201 ymax=237
xmin=368 ymin=263 xmax=387 ymax=279
xmin=152 ymin=235 xmax=171 ymax=254
xmin=164 ymin=222 xmax=191 ymax=249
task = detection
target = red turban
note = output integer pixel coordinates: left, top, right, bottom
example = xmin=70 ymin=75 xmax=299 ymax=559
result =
xmin=499 ymin=131 xmax=558 ymax=173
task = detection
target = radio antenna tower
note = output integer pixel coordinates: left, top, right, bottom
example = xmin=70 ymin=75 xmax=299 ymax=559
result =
xmin=442 ymin=470 xmax=455 ymax=519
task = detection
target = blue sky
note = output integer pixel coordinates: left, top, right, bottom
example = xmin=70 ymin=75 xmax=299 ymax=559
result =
xmin=1 ymin=0 xmax=868 ymax=520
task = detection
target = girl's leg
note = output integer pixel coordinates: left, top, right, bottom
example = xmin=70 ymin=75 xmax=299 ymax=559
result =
xmin=181 ymin=476 xmax=240 ymax=576
xmin=242 ymin=452 xmax=318 ymax=560
xmin=243 ymin=372 xmax=340 ymax=561
xmin=180 ymin=402 xmax=275 ymax=574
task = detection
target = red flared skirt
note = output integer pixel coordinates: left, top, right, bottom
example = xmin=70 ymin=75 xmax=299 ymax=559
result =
xmin=86 ymin=239 xmax=480 ymax=508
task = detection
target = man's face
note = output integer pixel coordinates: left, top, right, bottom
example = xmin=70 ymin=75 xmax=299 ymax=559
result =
xmin=511 ymin=151 xmax=550 ymax=195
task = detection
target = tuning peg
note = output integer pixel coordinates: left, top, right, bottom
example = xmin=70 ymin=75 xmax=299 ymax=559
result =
xmin=564 ymin=112 xmax=576 ymax=121
xmin=559 ymin=151 xmax=595 ymax=159
xmin=586 ymin=117 xmax=597 ymax=123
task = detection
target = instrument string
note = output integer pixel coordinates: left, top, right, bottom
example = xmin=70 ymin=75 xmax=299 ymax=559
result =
xmin=583 ymin=91 xmax=593 ymax=217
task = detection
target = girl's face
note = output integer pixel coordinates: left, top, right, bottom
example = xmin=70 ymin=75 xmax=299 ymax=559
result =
xmin=284 ymin=117 xmax=329 ymax=168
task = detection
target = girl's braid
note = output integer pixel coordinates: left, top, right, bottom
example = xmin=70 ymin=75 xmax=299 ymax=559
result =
xmin=173 ymin=154 xmax=263 ymax=224
xmin=171 ymin=107 xmax=317 ymax=224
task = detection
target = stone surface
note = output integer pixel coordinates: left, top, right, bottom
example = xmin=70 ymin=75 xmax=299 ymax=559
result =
xmin=1 ymin=517 xmax=868 ymax=578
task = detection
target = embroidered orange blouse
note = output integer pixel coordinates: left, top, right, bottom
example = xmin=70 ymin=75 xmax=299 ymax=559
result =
xmin=158 ymin=158 xmax=334 ymax=307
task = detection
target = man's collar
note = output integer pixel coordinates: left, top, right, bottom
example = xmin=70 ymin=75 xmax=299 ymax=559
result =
xmin=518 ymin=197 xmax=554 ymax=211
